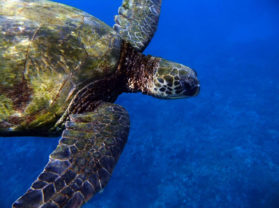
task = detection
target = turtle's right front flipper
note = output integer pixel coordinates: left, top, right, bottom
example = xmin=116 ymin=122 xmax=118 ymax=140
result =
xmin=13 ymin=102 xmax=130 ymax=208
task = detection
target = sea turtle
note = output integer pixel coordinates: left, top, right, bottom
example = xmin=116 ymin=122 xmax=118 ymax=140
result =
xmin=0 ymin=0 xmax=200 ymax=207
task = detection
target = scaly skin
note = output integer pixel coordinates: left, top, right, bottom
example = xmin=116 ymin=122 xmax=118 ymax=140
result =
xmin=0 ymin=0 xmax=122 ymax=134
xmin=13 ymin=102 xmax=130 ymax=208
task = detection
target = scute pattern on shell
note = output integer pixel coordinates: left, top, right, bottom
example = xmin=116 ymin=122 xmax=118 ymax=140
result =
xmin=0 ymin=0 xmax=122 ymax=134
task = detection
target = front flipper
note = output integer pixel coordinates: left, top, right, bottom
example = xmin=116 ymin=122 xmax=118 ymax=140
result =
xmin=114 ymin=0 xmax=162 ymax=52
xmin=13 ymin=103 xmax=130 ymax=208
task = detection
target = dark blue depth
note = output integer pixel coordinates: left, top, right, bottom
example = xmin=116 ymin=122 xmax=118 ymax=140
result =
xmin=1 ymin=0 xmax=279 ymax=207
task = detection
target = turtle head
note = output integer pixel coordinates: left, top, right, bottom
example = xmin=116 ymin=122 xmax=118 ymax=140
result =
xmin=121 ymin=46 xmax=199 ymax=99
xmin=148 ymin=58 xmax=200 ymax=99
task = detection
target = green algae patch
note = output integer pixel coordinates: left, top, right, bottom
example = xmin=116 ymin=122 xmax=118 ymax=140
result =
xmin=0 ymin=95 xmax=14 ymax=120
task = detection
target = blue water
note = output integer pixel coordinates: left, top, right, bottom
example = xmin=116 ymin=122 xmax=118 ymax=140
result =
xmin=1 ymin=0 xmax=279 ymax=207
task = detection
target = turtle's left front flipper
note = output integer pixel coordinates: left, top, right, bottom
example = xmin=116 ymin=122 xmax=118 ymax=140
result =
xmin=114 ymin=0 xmax=162 ymax=52
xmin=13 ymin=103 xmax=130 ymax=208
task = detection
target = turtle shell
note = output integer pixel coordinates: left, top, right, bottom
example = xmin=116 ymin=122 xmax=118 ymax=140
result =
xmin=0 ymin=0 xmax=122 ymax=135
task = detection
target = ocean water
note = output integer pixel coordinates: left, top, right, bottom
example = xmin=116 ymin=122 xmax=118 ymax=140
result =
xmin=0 ymin=0 xmax=279 ymax=207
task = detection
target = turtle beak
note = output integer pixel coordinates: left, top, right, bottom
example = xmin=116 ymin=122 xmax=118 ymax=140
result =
xmin=180 ymin=73 xmax=200 ymax=97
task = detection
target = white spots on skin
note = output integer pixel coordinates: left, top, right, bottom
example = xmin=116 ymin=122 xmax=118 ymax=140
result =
xmin=128 ymin=79 xmax=135 ymax=90
xmin=12 ymin=111 xmax=23 ymax=117
xmin=8 ymin=127 xmax=15 ymax=131
xmin=18 ymin=26 xmax=24 ymax=32
xmin=19 ymin=38 xmax=30 ymax=46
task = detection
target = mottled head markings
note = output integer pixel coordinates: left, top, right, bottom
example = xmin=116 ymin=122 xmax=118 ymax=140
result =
xmin=149 ymin=58 xmax=200 ymax=99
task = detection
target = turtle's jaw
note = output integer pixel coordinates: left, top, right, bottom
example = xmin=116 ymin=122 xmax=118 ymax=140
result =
xmin=148 ymin=58 xmax=200 ymax=99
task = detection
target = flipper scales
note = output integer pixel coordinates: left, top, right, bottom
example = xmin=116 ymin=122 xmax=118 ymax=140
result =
xmin=13 ymin=103 xmax=130 ymax=208
xmin=114 ymin=0 xmax=162 ymax=51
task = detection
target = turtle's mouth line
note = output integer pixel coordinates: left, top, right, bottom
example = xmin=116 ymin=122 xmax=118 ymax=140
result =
xmin=166 ymin=83 xmax=200 ymax=99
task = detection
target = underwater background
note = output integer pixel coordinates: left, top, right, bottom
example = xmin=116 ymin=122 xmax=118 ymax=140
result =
xmin=0 ymin=0 xmax=279 ymax=207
